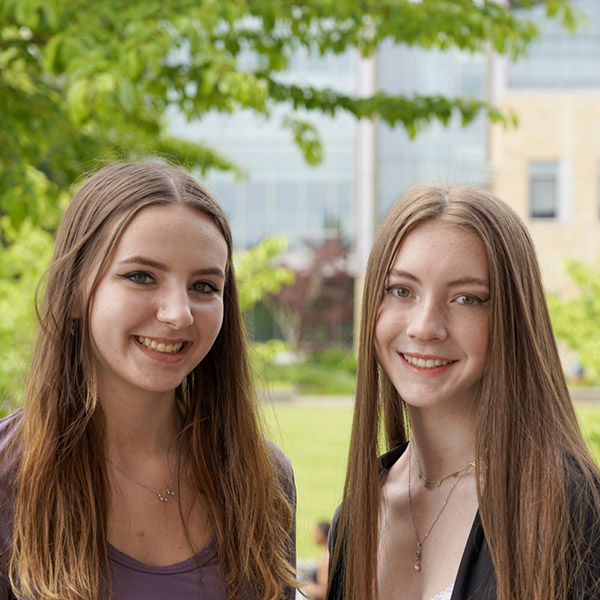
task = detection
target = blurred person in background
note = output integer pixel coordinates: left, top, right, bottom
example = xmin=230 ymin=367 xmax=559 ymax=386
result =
xmin=302 ymin=521 xmax=330 ymax=599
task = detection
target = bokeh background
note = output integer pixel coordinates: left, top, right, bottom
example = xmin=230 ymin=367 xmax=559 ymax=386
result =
xmin=1 ymin=0 xmax=599 ymax=565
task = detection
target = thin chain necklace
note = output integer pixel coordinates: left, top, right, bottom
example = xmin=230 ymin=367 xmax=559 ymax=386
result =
xmin=108 ymin=454 xmax=177 ymax=503
xmin=413 ymin=445 xmax=475 ymax=488
xmin=407 ymin=442 xmax=474 ymax=572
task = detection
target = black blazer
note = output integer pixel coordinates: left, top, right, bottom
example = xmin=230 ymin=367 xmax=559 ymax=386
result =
xmin=327 ymin=443 xmax=497 ymax=599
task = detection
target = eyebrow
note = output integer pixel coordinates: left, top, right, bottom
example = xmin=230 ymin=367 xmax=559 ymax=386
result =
xmin=388 ymin=269 xmax=489 ymax=288
xmin=118 ymin=256 xmax=225 ymax=279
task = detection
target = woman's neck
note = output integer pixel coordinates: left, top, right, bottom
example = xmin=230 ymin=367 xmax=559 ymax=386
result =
xmin=100 ymin=390 xmax=181 ymax=458
xmin=406 ymin=405 xmax=476 ymax=481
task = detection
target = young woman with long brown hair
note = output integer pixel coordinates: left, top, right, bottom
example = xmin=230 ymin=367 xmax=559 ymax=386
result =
xmin=0 ymin=162 xmax=296 ymax=600
xmin=328 ymin=184 xmax=600 ymax=600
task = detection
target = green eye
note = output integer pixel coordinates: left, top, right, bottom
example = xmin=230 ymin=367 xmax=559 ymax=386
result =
xmin=385 ymin=286 xmax=410 ymax=298
xmin=191 ymin=281 xmax=220 ymax=294
xmin=120 ymin=271 xmax=152 ymax=284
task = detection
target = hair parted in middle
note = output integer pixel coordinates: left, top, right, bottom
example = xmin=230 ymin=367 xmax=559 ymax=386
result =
xmin=330 ymin=183 xmax=600 ymax=600
xmin=11 ymin=162 xmax=295 ymax=600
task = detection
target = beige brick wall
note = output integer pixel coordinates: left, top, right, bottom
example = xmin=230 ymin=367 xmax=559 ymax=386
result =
xmin=489 ymin=92 xmax=600 ymax=296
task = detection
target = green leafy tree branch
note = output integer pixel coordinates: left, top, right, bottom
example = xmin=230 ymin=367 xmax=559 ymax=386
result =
xmin=0 ymin=0 xmax=577 ymax=404
xmin=548 ymin=258 xmax=600 ymax=385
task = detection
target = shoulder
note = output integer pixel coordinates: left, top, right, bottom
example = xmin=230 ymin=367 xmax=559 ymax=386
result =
xmin=0 ymin=410 xmax=22 ymax=450
xmin=563 ymin=458 xmax=600 ymax=597
xmin=0 ymin=410 xmax=23 ymax=491
xmin=0 ymin=411 xmax=22 ymax=562
xmin=265 ymin=440 xmax=296 ymax=505
xmin=0 ymin=410 xmax=23 ymax=477
xmin=380 ymin=442 xmax=408 ymax=473
xmin=329 ymin=442 xmax=408 ymax=552
xmin=330 ymin=442 xmax=408 ymax=537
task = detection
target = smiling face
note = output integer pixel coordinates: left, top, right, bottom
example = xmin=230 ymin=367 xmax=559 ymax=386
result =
xmin=374 ymin=219 xmax=490 ymax=413
xmin=88 ymin=204 xmax=228 ymax=401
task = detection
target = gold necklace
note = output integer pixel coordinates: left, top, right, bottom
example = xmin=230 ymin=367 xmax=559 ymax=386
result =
xmin=108 ymin=450 xmax=178 ymax=503
xmin=414 ymin=449 xmax=476 ymax=488
xmin=407 ymin=443 xmax=474 ymax=572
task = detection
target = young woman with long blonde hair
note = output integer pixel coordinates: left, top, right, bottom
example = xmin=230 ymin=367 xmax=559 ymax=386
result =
xmin=0 ymin=162 xmax=296 ymax=600
xmin=328 ymin=184 xmax=600 ymax=600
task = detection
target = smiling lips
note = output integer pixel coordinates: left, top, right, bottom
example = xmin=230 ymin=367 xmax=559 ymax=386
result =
xmin=402 ymin=353 xmax=454 ymax=369
xmin=136 ymin=336 xmax=184 ymax=354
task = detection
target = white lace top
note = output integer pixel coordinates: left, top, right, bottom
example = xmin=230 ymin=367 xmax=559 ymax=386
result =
xmin=429 ymin=586 xmax=453 ymax=600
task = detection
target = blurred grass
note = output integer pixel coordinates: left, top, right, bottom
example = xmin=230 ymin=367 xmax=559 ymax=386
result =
xmin=576 ymin=403 xmax=600 ymax=463
xmin=262 ymin=401 xmax=353 ymax=559
xmin=264 ymin=400 xmax=600 ymax=559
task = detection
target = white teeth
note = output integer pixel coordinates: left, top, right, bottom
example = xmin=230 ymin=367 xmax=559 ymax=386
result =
xmin=403 ymin=354 xmax=451 ymax=368
xmin=137 ymin=336 xmax=183 ymax=354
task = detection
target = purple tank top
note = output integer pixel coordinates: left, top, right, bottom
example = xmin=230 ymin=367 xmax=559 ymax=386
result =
xmin=0 ymin=412 xmax=296 ymax=600
xmin=108 ymin=539 xmax=232 ymax=599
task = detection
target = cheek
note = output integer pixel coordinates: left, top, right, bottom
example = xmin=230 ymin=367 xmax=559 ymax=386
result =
xmin=461 ymin=313 xmax=489 ymax=359
xmin=198 ymin=301 xmax=225 ymax=334
xmin=373 ymin=306 xmax=395 ymax=361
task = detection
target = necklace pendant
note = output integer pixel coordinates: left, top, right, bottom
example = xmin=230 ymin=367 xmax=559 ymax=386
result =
xmin=414 ymin=542 xmax=422 ymax=572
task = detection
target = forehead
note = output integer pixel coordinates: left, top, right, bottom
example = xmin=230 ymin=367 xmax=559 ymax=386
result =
xmin=118 ymin=203 xmax=224 ymax=245
xmin=89 ymin=204 xmax=228 ymax=281
xmin=388 ymin=220 xmax=488 ymax=280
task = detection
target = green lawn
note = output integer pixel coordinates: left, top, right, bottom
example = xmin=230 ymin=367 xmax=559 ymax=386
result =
xmin=263 ymin=400 xmax=600 ymax=559
xmin=262 ymin=400 xmax=354 ymax=559
xmin=576 ymin=403 xmax=600 ymax=463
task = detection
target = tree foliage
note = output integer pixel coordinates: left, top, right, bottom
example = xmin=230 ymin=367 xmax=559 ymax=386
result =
xmin=264 ymin=235 xmax=353 ymax=350
xmin=0 ymin=0 xmax=577 ymax=403
xmin=0 ymin=0 xmax=577 ymax=229
xmin=235 ymin=236 xmax=295 ymax=313
xmin=548 ymin=258 xmax=600 ymax=385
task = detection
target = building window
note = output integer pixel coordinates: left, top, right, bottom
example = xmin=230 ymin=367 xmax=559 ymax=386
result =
xmin=529 ymin=161 xmax=558 ymax=219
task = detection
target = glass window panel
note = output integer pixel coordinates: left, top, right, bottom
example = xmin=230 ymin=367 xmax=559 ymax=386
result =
xmin=509 ymin=0 xmax=600 ymax=88
xmin=244 ymin=182 xmax=268 ymax=229
xmin=306 ymin=182 xmax=329 ymax=231
xmin=529 ymin=162 xmax=558 ymax=218
xmin=274 ymin=181 xmax=301 ymax=230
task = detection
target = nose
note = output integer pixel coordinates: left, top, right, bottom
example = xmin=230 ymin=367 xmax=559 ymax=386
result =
xmin=156 ymin=287 xmax=194 ymax=329
xmin=405 ymin=298 xmax=447 ymax=343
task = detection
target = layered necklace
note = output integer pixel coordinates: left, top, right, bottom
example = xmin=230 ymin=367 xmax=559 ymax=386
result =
xmin=407 ymin=441 xmax=475 ymax=572
xmin=108 ymin=452 xmax=178 ymax=503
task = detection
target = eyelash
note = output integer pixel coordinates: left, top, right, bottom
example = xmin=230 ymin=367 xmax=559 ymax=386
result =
xmin=191 ymin=281 xmax=220 ymax=294
xmin=385 ymin=286 xmax=488 ymax=306
xmin=119 ymin=272 xmax=221 ymax=294
xmin=386 ymin=286 xmax=410 ymax=298
xmin=120 ymin=271 xmax=153 ymax=285
xmin=456 ymin=294 xmax=486 ymax=306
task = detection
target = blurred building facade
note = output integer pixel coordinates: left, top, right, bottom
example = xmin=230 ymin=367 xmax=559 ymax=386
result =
xmin=171 ymin=0 xmax=600 ymax=343
xmin=489 ymin=0 xmax=600 ymax=293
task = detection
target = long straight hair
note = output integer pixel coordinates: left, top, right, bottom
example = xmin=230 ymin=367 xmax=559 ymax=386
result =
xmin=8 ymin=162 xmax=295 ymax=600
xmin=330 ymin=184 xmax=600 ymax=600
